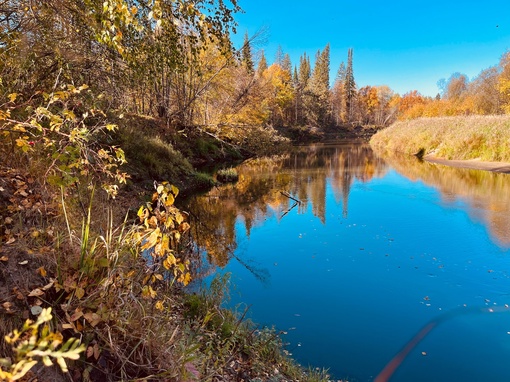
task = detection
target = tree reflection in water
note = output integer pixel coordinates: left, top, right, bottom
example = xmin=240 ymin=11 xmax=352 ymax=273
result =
xmin=374 ymin=148 xmax=510 ymax=247
xmin=185 ymin=142 xmax=388 ymax=273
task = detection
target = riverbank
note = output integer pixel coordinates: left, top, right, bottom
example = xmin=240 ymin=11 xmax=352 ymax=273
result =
xmin=370 ymin=115 xmax=510 ymax=169
xmin=0 ymin=115 xmax=338 ymax=381
xmin=423 ymin=155 xmax=510 ymax=174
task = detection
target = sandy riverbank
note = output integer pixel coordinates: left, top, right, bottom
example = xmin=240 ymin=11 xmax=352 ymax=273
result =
xmin=424 ymin=155 xmax=510 ymax=174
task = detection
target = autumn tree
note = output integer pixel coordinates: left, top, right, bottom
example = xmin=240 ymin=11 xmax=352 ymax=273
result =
xmin=498 ymin=51 xmax=510 ymax=113
xmin=470 ymin=67 xmax=502 ymax=114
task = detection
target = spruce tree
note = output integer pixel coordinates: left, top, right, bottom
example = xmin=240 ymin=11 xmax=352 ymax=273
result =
xmin=282 ymin=53 xmax=292 ymax=76
xmin=331 ymin=62 xmax=347 ymax=125
xmin=304 ymin=44 xmax=331 ymax=126
xmin=344 ymin=48 xmax=356 ymax=123
xmin=241 ymin=31 xmax=254 ymax=73
xmin=257 ymin=50 xmax=268 ymax=77
xmin=275 ymin=45 xmax=285 ymax=66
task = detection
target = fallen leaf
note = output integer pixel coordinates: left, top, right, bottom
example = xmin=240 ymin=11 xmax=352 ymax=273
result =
xmin=41 ymin=279 xmax=54 ymax=290
xmin=4 ymin=217 xmax=12 ymax=224
xmin=0 ymin=256 xmax=8 ymax=262
xmin=70 ymin=309 xmax=83 ymax=321
xmin=75 ymin=287 xmax=85 ymax=300
xmin=84 ymin=312 xmax=101 ymax=327
xmin=7 ymin=238 xmax=16 ymax=245
xmin=18 ymin=260 xmax=28 ymax=265
xmin=87 ymin=346 xmax=94 ymax=358
xmin=62 ymin=323 xmax=74 ymax=330
xmin=37 ymin=266 xmax=47 ymax=277
xmin=28 ymin=288 xmax=44 ymax=297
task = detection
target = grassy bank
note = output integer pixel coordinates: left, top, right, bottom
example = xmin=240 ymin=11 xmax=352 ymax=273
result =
xmin=0 ymin=113 xmax=335 ymax=381
xmin=370 ymin=115 xmax=510 ymax=161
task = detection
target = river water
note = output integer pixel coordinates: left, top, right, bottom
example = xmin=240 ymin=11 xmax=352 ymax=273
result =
xmin=185 ymin=141 xmax=510 ymax=381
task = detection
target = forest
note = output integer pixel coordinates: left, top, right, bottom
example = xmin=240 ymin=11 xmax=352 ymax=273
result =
xmin=2 ymin=1 xmax=510 ymax=381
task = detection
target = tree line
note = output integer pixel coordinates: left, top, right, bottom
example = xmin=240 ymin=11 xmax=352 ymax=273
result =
xmin=3 ymin=0 xmax=510 ymax=145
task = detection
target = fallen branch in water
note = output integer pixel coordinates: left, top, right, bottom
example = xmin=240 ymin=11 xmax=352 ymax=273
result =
xmin=280 ymin=191 xmax=302 ymax=205
xmin=279 ymin=191 xmax=302 ymax=219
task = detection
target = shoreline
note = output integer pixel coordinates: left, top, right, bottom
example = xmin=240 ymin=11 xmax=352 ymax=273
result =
xmin=424 ymin=155 xmax=510 ymax=174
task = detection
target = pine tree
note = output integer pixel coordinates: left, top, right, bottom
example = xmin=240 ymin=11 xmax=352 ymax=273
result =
xmin=241 ymin=31 xmax=254 ymax=73
xmin=344 ymin=48 xmax=356 ymax=123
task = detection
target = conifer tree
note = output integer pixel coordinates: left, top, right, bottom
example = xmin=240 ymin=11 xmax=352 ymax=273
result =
xmin=282 ymin=54 xmax=292 ymax=75
xmin=304 ymin=44 xmax=331 ymax=126
xmin=257 ymin=50 xmax=268 ymax=77
xmin=241 ymin=31 xmax=254 ymax=73
xmin=294 ymin=53 xmax=311 ymax=124
xmin=275 ymin=45 xmax=285 ymax=66
xmin=331 ymin=62 xmax=347 ymax=125
xmin=344 ymin=48 xmax=357 ymax=123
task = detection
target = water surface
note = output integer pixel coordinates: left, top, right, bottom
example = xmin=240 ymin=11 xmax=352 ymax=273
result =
xmin=186 ymin=141 xmax=510 ymax=381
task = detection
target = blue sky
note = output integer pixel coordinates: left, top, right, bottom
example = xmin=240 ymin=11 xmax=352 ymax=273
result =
xmin=231 ymin=0 xmax=510 ymax=97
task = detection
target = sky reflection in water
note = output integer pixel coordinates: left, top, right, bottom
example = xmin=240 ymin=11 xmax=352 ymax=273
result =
xmin=187 ymin=142 xmax=510 ymax=381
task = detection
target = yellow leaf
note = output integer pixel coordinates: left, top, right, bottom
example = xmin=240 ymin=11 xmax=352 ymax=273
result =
xmin=0 ymin=256 xmax=8 ymax=262
xmin=8 ymin=93 xmax=17 ymax=102
xmin=75 ymin=287 xmax=85 ymax=300
xmin=155 ymin=300 xmax=164 ymax=311
xmin=142 ymin=285 xmax=157 ymax=299
xmin=163 ymin=253 xmax=177 ymax=270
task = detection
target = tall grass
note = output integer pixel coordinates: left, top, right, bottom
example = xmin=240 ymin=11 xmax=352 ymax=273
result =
xmin=370 ymin=115 xmax=510 ymax=161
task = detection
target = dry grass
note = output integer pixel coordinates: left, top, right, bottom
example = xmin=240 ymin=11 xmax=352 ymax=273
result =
xmin=370 ymin=115 xmax=510 ymax=162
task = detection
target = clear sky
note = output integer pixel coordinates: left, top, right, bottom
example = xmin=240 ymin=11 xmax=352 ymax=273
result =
xmin=230 ymin=0 xmax=510 ymax=97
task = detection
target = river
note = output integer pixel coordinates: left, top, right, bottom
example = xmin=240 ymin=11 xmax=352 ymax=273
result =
xmin=184 ymin=141 xmax=510 ymax=382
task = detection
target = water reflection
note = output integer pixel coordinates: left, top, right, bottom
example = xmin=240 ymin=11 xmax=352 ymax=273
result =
xmin=184 ymin=141 xmax=510 ymax=380
xmin=374 ymin=149 xmax=510 ymax=247
xmin=186 ymin=142 xmax=388 ymax=267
